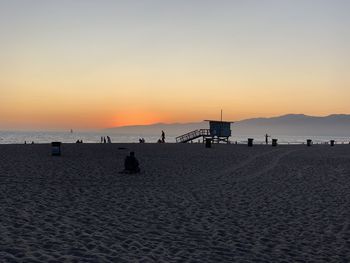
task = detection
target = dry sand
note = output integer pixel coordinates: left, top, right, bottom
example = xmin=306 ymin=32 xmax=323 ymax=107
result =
xmin=1 ymin=143 xmax=350 ymax=262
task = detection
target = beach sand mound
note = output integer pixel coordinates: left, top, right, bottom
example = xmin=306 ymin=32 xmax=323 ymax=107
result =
xmin=1 ymin=144 xmax=350 ymax=262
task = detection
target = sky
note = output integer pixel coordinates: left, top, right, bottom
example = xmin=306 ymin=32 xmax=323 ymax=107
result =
xmin=0 ymin=0 xmax=349 ymax=130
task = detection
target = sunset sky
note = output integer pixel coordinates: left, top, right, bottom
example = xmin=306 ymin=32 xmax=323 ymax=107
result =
xmin=0 ymin=0 xmax=349 ymax=130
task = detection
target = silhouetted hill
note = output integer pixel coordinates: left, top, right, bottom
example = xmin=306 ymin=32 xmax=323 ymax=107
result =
xmin=235 ymin=114 xmax=350 ymax=136
xmin=106 ymin=114 xmax=350 ymax=137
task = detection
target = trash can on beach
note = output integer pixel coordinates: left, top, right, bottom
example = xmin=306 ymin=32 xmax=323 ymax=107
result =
xmin=248 ymin=138 xmax=254 ymax=147
xmin=205 ymin=138 xmax=212 ymax=148
xmin=51 ymin=142 xmax=61 ymax=156
xmin=307 ymin=139 xmax=312 ymax=147
xmin=272 ymin=139 xmax=278 ymax=147
xmin=330 ymin=140 xmax=335 ymax=146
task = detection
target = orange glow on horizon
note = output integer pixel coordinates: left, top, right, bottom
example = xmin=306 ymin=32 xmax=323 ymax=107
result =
xmin=109 ymin=110 xmax=164 ymax=127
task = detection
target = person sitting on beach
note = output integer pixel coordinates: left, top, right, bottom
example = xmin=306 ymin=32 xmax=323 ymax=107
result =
xmin=122 ymin=152 xmax=140 ymax=174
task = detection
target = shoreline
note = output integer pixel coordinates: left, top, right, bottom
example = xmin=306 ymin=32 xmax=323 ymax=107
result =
xmin=1 ymin=141 xmax=349 ymax=145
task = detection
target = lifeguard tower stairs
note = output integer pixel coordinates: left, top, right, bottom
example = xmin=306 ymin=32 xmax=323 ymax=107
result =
xmin=176 ymin=120 xmax=233 ymax=144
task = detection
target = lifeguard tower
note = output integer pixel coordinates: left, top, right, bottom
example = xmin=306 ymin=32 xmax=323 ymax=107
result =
xmin=176 ymin=112 xmax=233 ymax=144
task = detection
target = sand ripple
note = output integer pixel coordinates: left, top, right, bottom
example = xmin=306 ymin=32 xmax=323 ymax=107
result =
xmin=1 ymin=144 xmax=350 ymax=262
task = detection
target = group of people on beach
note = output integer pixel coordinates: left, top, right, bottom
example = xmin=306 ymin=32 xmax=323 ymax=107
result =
xmin=139 ymin=130 xmax=166 ymax=143
xmin=101 ymin=131 xmax=167 ymax=144
xmin=101 ymin=136 xmax=112 ymax=143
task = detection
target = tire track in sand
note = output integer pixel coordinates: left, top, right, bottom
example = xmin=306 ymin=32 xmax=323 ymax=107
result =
xmin=215 ymin=147 xmax=298 ymax=184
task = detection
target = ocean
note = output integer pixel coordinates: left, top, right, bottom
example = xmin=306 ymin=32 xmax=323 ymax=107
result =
xmin=0 ymin=131 xmax=349 ymax=145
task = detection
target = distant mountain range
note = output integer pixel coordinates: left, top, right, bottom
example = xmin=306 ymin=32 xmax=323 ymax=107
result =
xmin=106 ymin=114 xmax=350 ymax=137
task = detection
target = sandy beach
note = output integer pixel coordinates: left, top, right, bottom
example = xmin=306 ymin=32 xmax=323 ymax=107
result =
xmin=1 ymin=143 xmax=350 ymax=262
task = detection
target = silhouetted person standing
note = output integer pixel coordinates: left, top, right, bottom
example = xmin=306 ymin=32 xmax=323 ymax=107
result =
xmin=103 ymin=137 xmax=106 ymax=143
xmin=123 ymin=152 xmax=140 ymax=173
xmin=161 ymin=130 xmax=165 ymax=143
xmin=265 ymin=134 xmax=270 ymax=145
